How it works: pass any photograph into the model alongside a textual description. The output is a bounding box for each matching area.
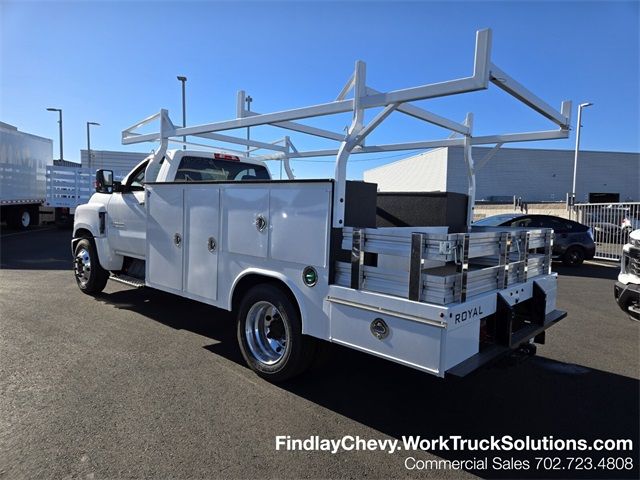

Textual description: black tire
[562,246,585,266]
[54,208,74,229]
[73,238,109,294]
[237,283,316,382]
[7,206,33,230]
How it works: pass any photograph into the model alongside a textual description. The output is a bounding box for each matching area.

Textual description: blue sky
[1,0,638,179]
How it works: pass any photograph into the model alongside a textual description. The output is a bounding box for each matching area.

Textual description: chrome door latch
[207,237,217,252]
[255,215,267,232]
[370,318,390,340]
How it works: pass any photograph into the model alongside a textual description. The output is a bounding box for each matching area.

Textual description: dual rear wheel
[236,284,317,382]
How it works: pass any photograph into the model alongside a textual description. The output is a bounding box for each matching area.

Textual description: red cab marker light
[214,153,240,161]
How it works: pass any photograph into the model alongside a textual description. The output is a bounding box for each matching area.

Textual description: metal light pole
[177,76,187,150]
[46,108,63,161]
[245,95,253,156]
[570,102,593,218]
[86,122,100,169]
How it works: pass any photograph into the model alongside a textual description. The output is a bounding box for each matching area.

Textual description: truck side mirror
[96,169,114,194]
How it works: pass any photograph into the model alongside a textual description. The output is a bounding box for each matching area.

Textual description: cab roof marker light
[214,153,240,161]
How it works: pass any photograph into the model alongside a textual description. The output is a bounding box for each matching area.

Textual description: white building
[81,149,149,172]
[364,146,640,203]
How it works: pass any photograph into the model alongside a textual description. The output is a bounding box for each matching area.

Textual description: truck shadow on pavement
[96,287,243,362]
[0,227,71,270]
[97,286,639,480]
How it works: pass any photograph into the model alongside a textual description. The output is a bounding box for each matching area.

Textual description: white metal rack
[122,28,571,229]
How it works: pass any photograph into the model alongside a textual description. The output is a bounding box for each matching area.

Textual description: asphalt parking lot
[1,227,638,479]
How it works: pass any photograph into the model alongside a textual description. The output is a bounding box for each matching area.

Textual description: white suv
[615,229,640,321]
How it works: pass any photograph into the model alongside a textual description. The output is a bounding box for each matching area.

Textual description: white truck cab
[71,28,575,382]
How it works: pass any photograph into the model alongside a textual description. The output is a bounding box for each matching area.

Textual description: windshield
[175,156,270,182]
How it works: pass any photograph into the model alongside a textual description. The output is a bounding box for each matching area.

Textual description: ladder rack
[121,28,571,229]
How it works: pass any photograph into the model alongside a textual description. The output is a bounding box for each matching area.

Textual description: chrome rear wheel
[237,284,317,382]
[245,301,290,365]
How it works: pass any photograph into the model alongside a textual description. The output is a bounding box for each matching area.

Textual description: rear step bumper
[447,309,567,377]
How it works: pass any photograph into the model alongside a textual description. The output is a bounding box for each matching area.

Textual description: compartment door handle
[207,236,217,252]
[255,215,267,232]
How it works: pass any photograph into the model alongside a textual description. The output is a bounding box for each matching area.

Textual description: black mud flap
[447,282,567,377]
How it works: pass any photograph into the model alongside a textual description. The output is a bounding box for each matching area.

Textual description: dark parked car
[473,214,596,266]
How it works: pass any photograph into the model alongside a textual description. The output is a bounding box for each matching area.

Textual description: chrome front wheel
[74,247,92,286]
[73,238,109,294]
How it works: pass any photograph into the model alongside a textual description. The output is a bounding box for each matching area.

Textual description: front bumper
[614,281,640,318]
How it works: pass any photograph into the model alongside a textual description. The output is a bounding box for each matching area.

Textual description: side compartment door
[184,186,220,301]
[146,185,184,293]
[222,186,270,258]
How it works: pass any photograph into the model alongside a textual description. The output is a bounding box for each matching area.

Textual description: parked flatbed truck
[72,29,573,381]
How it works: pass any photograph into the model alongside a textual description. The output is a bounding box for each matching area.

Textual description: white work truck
[72,29,573,381]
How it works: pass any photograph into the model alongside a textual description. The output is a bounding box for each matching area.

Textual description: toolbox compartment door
[146,185,184,293]
[328,301,445,376]
[222,186,270,258]
[184,186,220,301]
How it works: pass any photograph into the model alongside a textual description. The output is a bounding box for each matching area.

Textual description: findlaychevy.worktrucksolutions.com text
[275,435,633,455]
